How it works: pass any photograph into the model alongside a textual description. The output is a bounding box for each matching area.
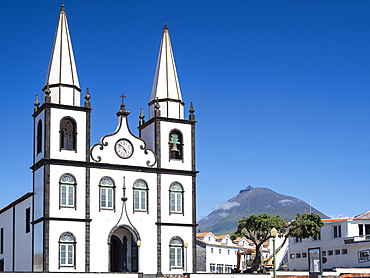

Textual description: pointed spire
[149,23,184,119]
[44,4,81,106]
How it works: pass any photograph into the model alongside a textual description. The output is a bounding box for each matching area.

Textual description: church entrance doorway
[109,227,138,272]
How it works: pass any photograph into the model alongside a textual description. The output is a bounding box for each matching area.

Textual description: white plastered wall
[33,167,44,221]
[14,197,32,271]
[140,122,155,152]
[48,221,86,272]
[49,165,86,218]
[161,174,193,224]
[89,168,157,273]
[160,121,192,171]
[49,108,86,161]
[161,225,193,274]
[0,208,13,271]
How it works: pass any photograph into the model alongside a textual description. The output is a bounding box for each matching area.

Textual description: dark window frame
[169,129,184,162]
[59,174,77,210]
[59,117,77,152]
[58,232,76,269]
[169,182,184,215]
[36,120,42,154]
[133,179,149,214]
[99,177,116,212]
[26,208,31,233]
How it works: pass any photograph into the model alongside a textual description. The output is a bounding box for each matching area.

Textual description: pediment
[90,116,156,167]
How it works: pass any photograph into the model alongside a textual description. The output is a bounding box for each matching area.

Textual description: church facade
[0,4,197,275]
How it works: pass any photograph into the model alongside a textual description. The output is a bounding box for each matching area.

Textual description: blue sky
[0,0,369,221]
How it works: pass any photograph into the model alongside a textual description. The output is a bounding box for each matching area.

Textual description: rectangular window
[26,208,30,233]
[61,184,74,207]
[322,251,326,256]
[296,253,301,258]
[333,225,341,238]
[101,187,113,209]
[60,244,74,266]
[290,254,295,259]
[170,246,182,268]
[134,189,147,211]
[342,249,348,255]
[359,224,364,236]
[328,250,333,256]
[225,265,232,273]
[211,248,213,254]
[302,252,307,258]
[0,228,3,254]
[228,249,230,255]
[219,249,221,254]
[217,264,224,273]
[210,263,216,273]
[295,237,302,243]
[335,249,340,255]
[313,231,321,240]
[366,224,370,235]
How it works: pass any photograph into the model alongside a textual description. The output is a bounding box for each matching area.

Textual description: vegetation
[231,212,324,273]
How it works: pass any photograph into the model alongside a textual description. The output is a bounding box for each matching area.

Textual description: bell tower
[138,23,197,275]
[31,3,91,272]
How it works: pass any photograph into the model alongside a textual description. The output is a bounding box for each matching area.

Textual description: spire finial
[34,94,40,113]
[61,2,65,12]
[84,87,91,108]
[116,93,130,117]
[139,108,145,126]
[189,101,195,121]
[154,97,161,117]
[45,82,51,103]
[164,21,168,31]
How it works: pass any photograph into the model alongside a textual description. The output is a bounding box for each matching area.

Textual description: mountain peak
[239,185,253,194]
[198,186,329,235]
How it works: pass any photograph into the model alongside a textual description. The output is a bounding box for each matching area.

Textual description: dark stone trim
[155,222,197,227]
[12,207,15,271]
[191,122,197,272]
[30,158,198,176]
[32,217,92,225]
[86,107,91,270]
[44,164,50,271]
[32,102,91,118]
[85,166,90,271]
[139,116,196,131]
[45,106,51,159]
[42,83,82,93]
[155,118,162,276]
[148,98,185,106]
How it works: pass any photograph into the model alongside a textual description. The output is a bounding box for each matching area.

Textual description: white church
[0,4,197,275]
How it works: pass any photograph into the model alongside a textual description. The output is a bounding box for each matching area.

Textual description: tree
[231,212,324,273]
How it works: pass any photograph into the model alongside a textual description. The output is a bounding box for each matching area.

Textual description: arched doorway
[109,227,139,272]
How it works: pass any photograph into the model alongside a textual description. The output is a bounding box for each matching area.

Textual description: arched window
[169,182,184,214]
[169,130,183,161]
[60,174,76,209]
[99,177,115,211]
[169,237,183,269]
[59,232,76,268]
[60,117,77,151]
[133,180,148,212]
[36,120,42,154]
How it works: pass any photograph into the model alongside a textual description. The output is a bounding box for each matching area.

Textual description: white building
[0,4,197,276]
[288,211,370,270]
[196,232,270,273]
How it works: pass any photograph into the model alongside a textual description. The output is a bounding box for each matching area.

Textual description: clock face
[115,139,133,159]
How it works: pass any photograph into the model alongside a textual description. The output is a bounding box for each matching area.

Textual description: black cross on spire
[119,93,127,105]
